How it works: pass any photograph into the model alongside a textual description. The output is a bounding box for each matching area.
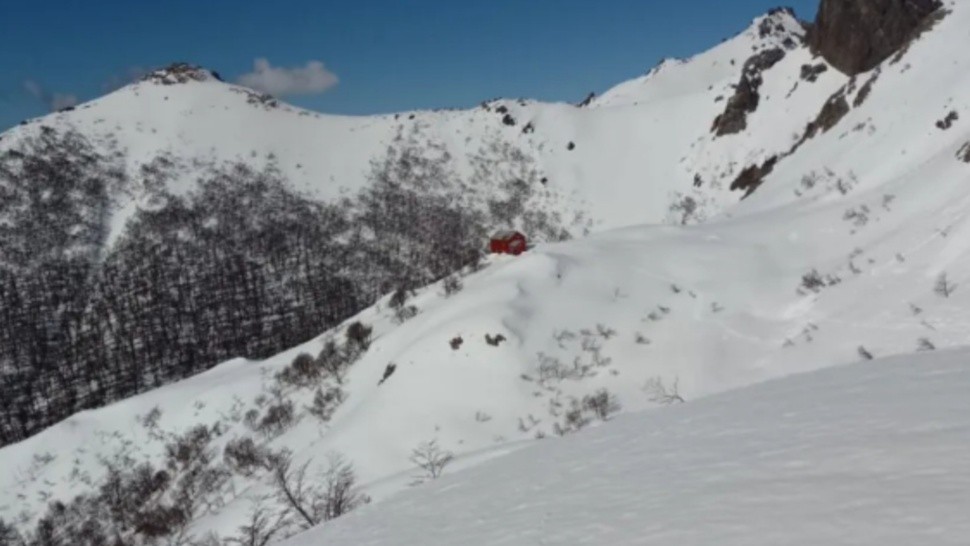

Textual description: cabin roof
[492,230,524,240]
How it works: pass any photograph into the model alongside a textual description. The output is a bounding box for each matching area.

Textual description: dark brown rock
[730,155,778,197]
[804,89,851,140]
[712,48,786,136]
[853,72,880,107]
[809,0,942,75]
[958,143,970,163]
[936,111,959,130]
[800,63,829,82]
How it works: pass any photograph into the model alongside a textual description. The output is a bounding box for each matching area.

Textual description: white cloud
[23,80,44,100]
[23,79,78,111]
[236,58,339,96]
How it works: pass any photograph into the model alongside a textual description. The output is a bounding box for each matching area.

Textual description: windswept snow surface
[285,348,970,546]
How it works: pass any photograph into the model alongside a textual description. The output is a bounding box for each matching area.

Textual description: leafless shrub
[643,377,685,405]
[442,275,463,297]
[276,353,323,389]
[409,440,454,482]
[553,399,592,436]
[800,269,826,293]
[345,321,373,353]
[307,386,345,423]
[390,288,419,324]
[485,333,506,346]
[582,389,621,421]
[268,450,369,530]
[315,341,350,385]
[255,400,295,438]
[917,338,936,352]
[226,497,289,546]
[934,272,956,298]
[857,346,874,361]
[223,437,272,477]
[595,323,617,339]
[450,336,464,350]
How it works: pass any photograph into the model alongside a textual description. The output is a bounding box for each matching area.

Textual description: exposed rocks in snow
[804,88,851,140]
[799,63,828,82]
[711,48,785,136]
[141,62,218,85]
[576,92,596,108]
[958,142,970,163]
[230,87,280,109]
[935,110,959,130]
[730,155,777,196]
[809,0,943,75]
[853,71,880,107]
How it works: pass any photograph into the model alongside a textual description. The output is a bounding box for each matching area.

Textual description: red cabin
[490,230,527,256]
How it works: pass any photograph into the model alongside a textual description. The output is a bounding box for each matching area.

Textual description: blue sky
[0,0,817,131]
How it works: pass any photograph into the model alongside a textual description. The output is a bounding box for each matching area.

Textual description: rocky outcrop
[809,0,942,75]
[730,155,778,197]
[142,62,221,85]
[936,111,958,130]
[958,143,970,163]
[712,48,786,136]
[804,89,851,140]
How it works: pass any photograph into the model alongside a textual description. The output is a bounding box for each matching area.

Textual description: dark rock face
[809,0,942,75]
[730,155,778,196]
[805,90,851,140]
[936,111,958,130]
[800,63,829,82]
[712,48,786,136]
[958,142,970,163]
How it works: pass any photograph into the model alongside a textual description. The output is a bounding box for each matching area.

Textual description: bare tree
[316,453,371,522]
[268,450,368,531]
[226,497,289,546]
[934,272,956,298]
[643,376,685,405]
[268,451,319,529]
[409,440,454,482]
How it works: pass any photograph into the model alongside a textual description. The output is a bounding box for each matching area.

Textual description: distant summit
[140,62,223,85]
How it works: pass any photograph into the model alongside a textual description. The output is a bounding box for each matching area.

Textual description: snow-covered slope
[3,1,970,542]
[286,348,970,546]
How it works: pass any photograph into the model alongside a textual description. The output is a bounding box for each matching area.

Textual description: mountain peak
[139,62,224,86]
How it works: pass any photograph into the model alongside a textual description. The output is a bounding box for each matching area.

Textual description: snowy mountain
[2,0,969,543]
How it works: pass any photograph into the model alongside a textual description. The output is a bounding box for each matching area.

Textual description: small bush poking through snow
[442,275,463,297]
[345,321,373,352]
[934,272,956,298]
[409,440,454,483]
[223,436,272,477]
[307,386,345,423]
[255,400,296,438]
[643,377,685,405]
[582,389,622,421]
[276,353,323,388]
